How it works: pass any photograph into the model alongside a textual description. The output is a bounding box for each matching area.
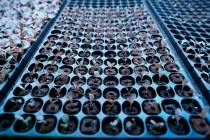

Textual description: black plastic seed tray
[0,0,67,102]
[146,0,210,96]
[0,1,210,139]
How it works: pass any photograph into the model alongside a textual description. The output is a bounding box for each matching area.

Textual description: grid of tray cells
[67,0,142,7]
[0,3,210,139]
[147,0,210,88]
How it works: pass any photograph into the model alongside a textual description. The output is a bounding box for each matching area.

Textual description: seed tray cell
[0,1,210,139]
[146,0,210,94]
